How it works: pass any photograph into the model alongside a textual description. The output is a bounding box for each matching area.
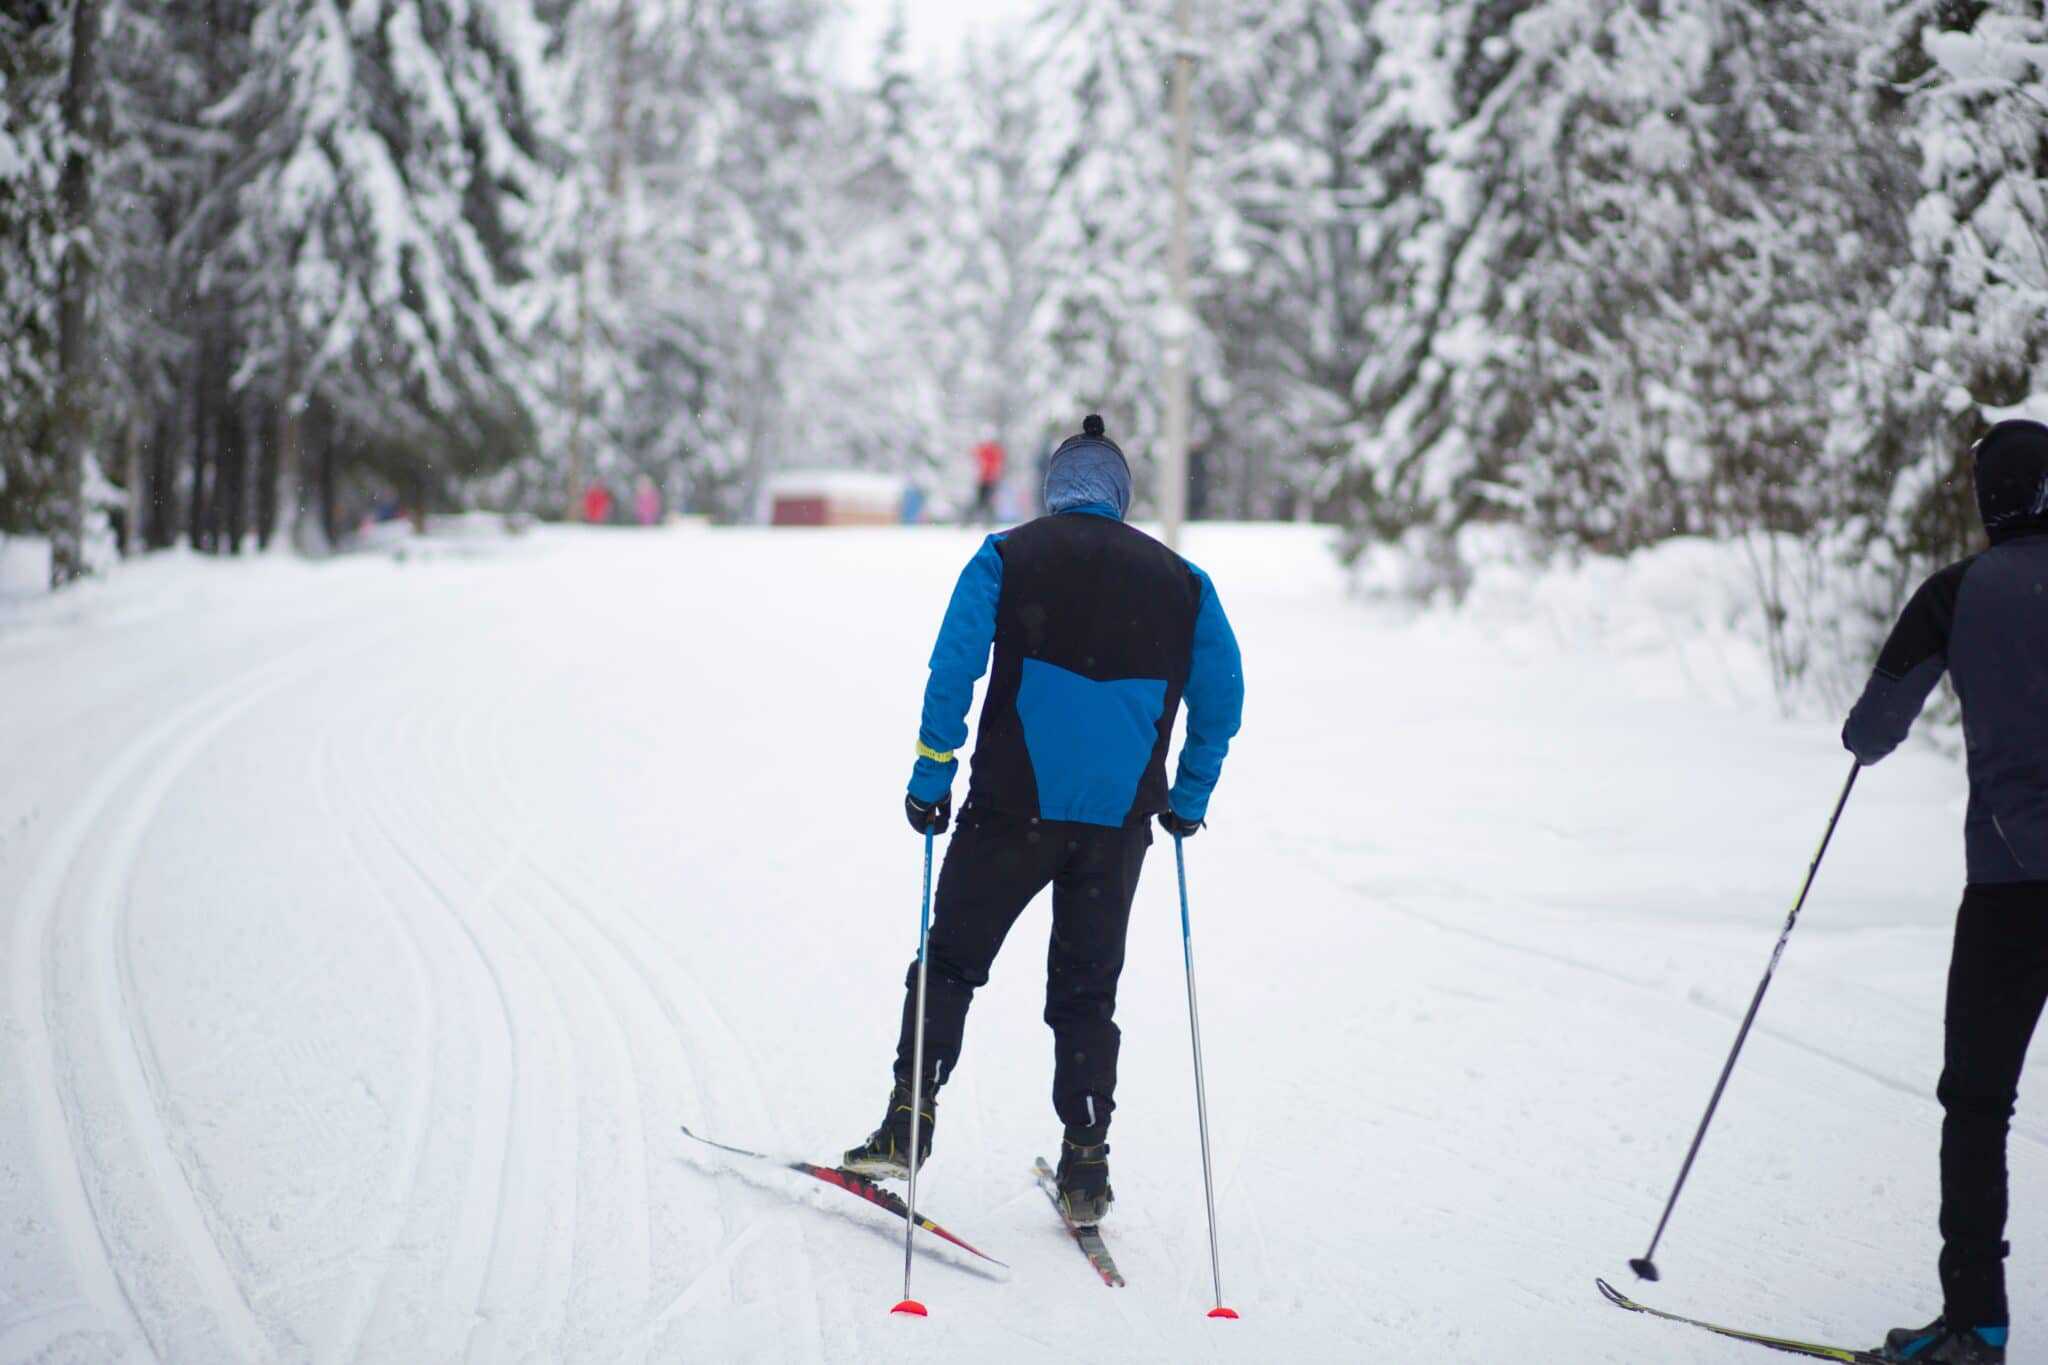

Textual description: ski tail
[1595,1278,1888,1363]
[679,1125,1006,1268]
[1035,1157,1126,1287]
[678,1123,774,1163]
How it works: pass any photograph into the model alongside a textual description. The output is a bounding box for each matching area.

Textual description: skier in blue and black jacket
[1843,419,2048,1365]
[843,415,1245,1224]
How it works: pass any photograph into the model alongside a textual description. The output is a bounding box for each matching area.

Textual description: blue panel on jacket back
[1015,657,1168,826]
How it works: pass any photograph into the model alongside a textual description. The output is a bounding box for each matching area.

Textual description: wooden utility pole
[1161,0,1195,552]
[568,226,588,520]
[568,4,633,524]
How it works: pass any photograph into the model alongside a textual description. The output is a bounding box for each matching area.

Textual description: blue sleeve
[1168,566,1244,822]
[1842,560,1966,765]
[908,536,1004,802]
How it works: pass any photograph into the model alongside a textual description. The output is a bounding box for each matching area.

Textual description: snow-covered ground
[1,523,2037,1364]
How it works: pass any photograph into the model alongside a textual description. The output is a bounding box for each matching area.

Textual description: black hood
[1974,419,2048,544]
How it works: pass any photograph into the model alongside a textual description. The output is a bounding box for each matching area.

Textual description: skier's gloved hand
[1157,810,1203,839]
[905,792,952,835]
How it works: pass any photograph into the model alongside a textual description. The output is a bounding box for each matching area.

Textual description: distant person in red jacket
[581,481,613,525]
[970,439,1006,526]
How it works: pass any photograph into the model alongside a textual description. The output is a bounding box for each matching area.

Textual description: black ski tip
[1595,1278,1633,1309]
[1629,1257,1661,1282]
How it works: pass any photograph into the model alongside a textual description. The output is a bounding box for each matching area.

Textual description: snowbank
[1347,526,1910,716]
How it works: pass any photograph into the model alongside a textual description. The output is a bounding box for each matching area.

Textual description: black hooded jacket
[1843,419,2048,884]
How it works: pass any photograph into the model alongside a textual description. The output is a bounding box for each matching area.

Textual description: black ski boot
[841,1079,933,1180]
[1054,1133,1113,1224]
[1878,1318,2007,1362]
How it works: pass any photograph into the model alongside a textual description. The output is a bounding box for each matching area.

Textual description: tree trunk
[221,389,247,555]
[318,422,337,549]
[189,336,215,551]
[145,411,176,549]
[49,0,102,587]
[121,421,142,556]
[272,384,302,551]
[255,398,280,550]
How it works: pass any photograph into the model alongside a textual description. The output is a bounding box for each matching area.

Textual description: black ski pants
[893,802,1152,1136]
[1938,881,2048,1329]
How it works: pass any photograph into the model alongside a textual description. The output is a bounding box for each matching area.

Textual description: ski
[1035,1156,1125,1287]
[1596,1278,1889,1363]
[679,1124,1006,1267]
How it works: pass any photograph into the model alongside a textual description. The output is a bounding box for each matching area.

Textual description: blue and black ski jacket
[1844,420,2048,884]
[906,507,1244,829]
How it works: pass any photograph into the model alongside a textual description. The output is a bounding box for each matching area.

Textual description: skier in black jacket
[1842,419,2048,1365]
[842,415,1244,1223]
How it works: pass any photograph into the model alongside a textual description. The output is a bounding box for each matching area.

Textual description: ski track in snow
[0,525,2040,1364]
[310,723,439,1365]
[8,634,370,1362]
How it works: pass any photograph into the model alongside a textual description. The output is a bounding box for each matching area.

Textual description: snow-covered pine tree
[1024,0,1182,512]
[1857,0,2048,571]
[0,0,109,583]
[224,0,563,542]
[908,26,1071,506]
[0,2,68,545]
[1199,0,1414,520]
[90,0,208,552]
[538,0,830,521]
[772,11,949,490]
[1328,0,1542,556]
[1499,1,1906,553]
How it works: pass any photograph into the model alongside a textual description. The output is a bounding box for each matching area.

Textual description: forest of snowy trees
[1,0,2044,648]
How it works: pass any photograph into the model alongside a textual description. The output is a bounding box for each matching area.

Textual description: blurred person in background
[969,437,1005,526]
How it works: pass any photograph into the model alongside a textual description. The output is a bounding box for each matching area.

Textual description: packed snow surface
[0,524,2038,1363]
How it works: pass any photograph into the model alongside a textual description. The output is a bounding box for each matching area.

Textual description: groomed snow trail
[0,526,2038,1363]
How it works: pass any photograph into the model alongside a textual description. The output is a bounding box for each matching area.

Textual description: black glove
[905,792,952,835]
[1157,810,1203,839]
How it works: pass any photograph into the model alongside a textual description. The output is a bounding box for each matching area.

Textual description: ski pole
[1630,759,1861,1282]
[892,827,937,1317]
[1175,834,1240,1320]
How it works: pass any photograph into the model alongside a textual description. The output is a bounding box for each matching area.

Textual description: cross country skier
[842,414,1245,1224]
[1842,418,2048,1364]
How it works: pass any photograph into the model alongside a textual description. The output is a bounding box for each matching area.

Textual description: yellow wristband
[915,740,955,764]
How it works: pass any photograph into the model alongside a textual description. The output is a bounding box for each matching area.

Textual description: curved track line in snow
[0,1300,148,1365]
[83,662,305,1362]
[474,675,827,1360]
[456,820,657,1356]
[518,857,833,1361]
[626,1211,788,1353]
[354,703,548,1365]
[469,682,768,1352]
[9,638,346,1361]
[11,727,173,1356]
[309,723,442,1365]
[411,687,598,1358]
[409,691,583,1360]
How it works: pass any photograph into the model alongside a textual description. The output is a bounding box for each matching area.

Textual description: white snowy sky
[829,0,1046,79]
